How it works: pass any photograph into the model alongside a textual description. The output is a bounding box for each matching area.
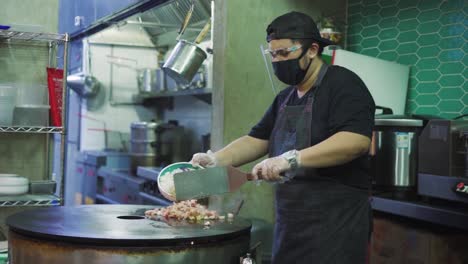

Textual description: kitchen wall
[212,0,346,258]
[347,0,467,118]
[79,43,157,150]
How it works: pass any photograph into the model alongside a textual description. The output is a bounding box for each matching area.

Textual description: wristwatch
[281,150,300,170]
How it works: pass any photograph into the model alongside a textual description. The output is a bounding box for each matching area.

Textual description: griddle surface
[7,205,251,246]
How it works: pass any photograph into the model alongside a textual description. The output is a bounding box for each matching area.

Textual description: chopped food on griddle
[145,200,219,221]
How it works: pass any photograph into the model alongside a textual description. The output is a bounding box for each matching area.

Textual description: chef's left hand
[251,156,289,182]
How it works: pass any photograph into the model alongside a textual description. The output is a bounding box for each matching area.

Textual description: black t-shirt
[249,65,375,189]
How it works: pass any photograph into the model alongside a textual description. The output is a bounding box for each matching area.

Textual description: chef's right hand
[190,150,218,167]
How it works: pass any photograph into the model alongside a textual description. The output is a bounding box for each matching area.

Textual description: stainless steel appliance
[130,120,188,173]
[370,115,425,189]
[7,205,251,264]
[418,119,468,203]
[97,167,145,204]
[129,121,161,173]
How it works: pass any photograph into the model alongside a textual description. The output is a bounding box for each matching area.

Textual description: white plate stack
[0,174,29,195]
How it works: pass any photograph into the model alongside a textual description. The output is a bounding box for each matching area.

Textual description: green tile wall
[347,0,467,118]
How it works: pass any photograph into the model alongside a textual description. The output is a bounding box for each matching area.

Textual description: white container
[0,84,17,126]
[0,175,29,195]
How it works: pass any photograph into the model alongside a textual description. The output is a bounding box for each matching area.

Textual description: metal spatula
[173,166,256,201]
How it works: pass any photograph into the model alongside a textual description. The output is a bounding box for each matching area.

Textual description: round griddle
[7,205,251,246]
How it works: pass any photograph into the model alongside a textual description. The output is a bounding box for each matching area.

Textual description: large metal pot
[162,40,207,85]
[130,121,161,172]
[137,68,166,94]
[371,115,424,189]
[7,205,251,264]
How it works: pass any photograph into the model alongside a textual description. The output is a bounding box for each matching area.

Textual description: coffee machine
[417,119,468,203]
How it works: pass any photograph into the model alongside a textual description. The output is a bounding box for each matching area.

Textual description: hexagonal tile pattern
[417,34,441,46]
[463,94,468,105]
[362,15,382,26]
[398,43,419,54]
[362,37,380,48]
[397,0,420,9]
[439,36,464,50]
[417,9,441,23]
[438,62,464,74]
[380,17,399,29]
[439,75,464,87]
[417,21,442,34]
[399,8,420,20]
[440,0,466,12]
[416,58,439,70]
[438,88,464,99]
[398,54,419,65]
[415,82,440,94]
[439,24,465,37]
[362,5,381,18]
[416,70,441,82]
[378,39,399,51]
[379,51,398,61]
[439,50,464,62]
[398,19,419,32]
[440,12,464,25]
[361,25,380,37]
[418,45,441,58]
[347,0,467,118]
[438,100,464,112]
[463,68,468,80]
[416,94,440,106]
[398,31,419,43]
[378,28,399,40]
[361,48,380,57]
[379,6,399,17]
[379,0,397,7]
[417,0,441,11]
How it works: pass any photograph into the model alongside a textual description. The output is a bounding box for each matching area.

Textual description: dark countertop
[371,192,468,231]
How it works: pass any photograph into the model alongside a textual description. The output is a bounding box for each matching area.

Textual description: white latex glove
[190,150,218,167]
[251,156,290,182]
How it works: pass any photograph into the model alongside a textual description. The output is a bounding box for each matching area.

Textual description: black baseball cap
[266,11,334,46]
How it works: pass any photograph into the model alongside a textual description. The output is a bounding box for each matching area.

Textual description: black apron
[269,64,370,264]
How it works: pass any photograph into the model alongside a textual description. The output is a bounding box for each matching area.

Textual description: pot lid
[375,115,424,127]
[6,205,251,246]
[131,121,160,129]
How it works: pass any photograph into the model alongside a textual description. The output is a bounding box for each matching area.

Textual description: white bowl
[0,175,29,195]
[157,162,202,201]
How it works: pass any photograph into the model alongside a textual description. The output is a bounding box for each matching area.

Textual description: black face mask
[272,48,312,85]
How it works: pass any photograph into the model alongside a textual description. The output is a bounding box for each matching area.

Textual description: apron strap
[304,63,329,112]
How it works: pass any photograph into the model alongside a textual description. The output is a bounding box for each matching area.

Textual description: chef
[192,11,375,264]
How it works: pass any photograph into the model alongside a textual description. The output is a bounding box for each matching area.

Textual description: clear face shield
[260,43,283,96]
[260,43,304,95]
